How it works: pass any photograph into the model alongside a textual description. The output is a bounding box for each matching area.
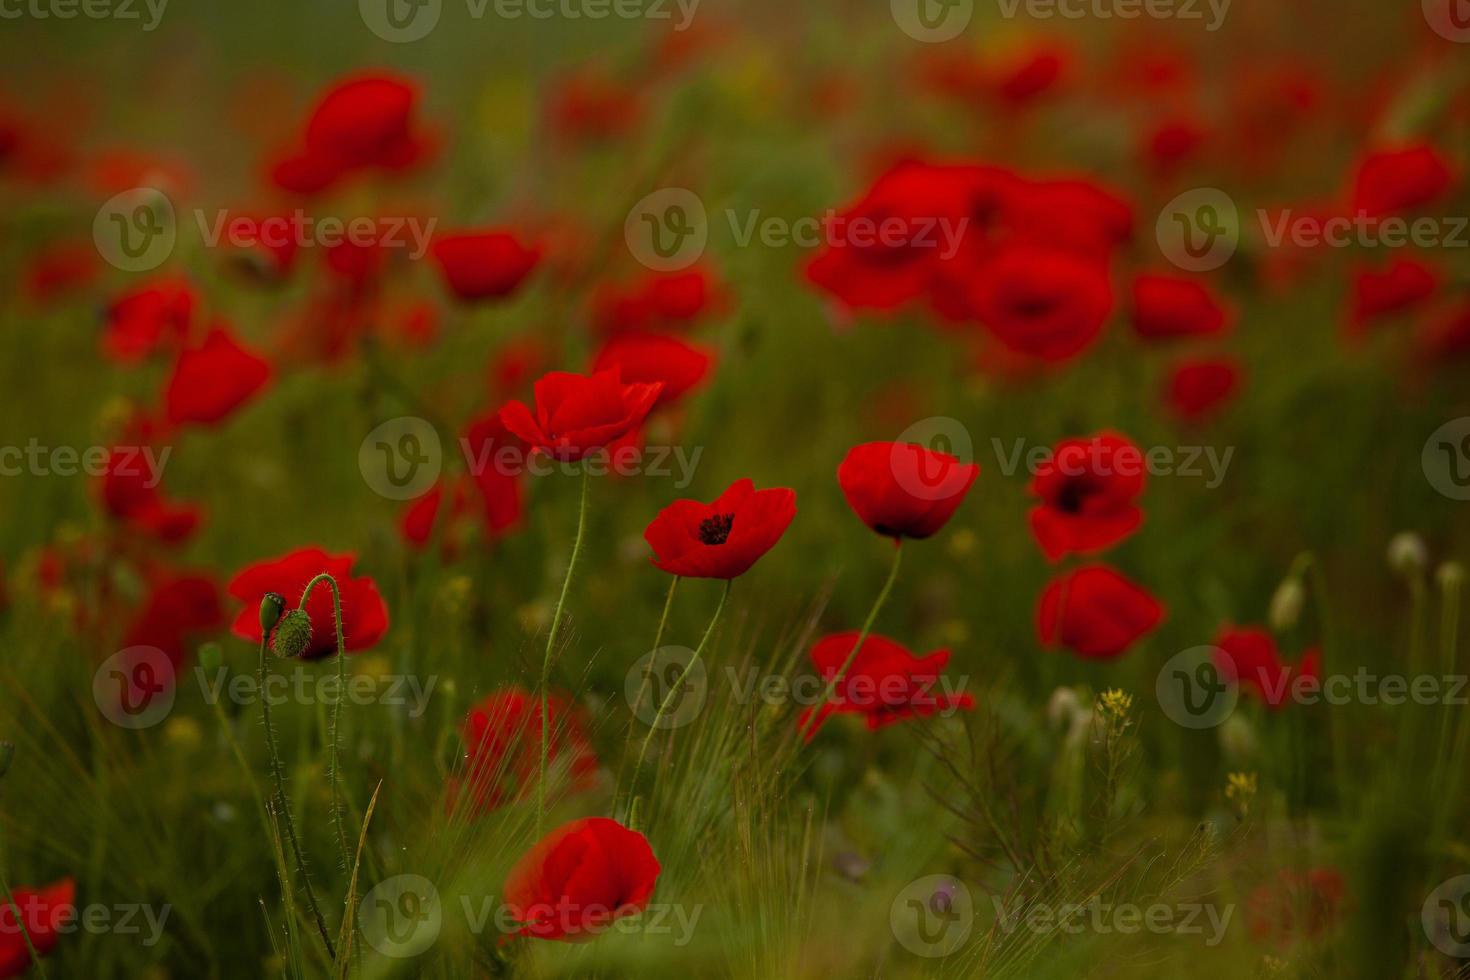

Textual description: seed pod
[270,610,314,659]
[259,592,287,635]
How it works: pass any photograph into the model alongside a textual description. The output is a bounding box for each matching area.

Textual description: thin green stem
[617,576,680,813]
[799,542,904,742]
[260,636,336,960]
[300,573,351,879]
[537,465,591,833]
[634,580,732,785]
[1433,570,1464,835]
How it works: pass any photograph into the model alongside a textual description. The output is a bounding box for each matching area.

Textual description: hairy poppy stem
[633,579,731,793]
[799,541,904,742]
[259,635,336,960]
[537,465,591,833]
[298,573,352,881]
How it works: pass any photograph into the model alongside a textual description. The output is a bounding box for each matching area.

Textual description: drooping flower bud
[1387,532,1428,579]
[259,592,287,635]
[1268,576,1305,632]
[270,610,313,659]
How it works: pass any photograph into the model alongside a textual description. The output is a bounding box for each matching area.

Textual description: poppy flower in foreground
[592,331,715,408]
[1037,564,1163,659]
[1213,625,1321,709]
[1349,143,1455,218]
[99,447,201,544]
[503,817,660,942]
[1130,273,1231,342]
[644,478,796,579]
[164,326,272,426]
[430,230,540,302]
[797,632,975,741]
[450,686,598,815]
[1028,432,1145,561]
[499,369,661,461]
[228,548,389,658]
[0,877,75,978]
[1164,357,1241,423]
[838,441,979,540]
[968,245,1113,362]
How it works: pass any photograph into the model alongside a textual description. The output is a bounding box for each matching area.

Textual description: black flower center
[1057,480,1089,514]
[698,513,734,545]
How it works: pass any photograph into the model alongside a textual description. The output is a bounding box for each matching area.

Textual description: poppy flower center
[1056,478,1095,514]
[698,513,735,545]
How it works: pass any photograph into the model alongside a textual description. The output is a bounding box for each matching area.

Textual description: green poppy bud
[259,592,287,635]
[197,641,223,673]
[270,610,314,659]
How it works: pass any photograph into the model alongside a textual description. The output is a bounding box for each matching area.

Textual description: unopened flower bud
[1268,577,1305,632]
[1387,532,1428,579]
[1047,686,1081,729]
[1437,561,1465,592]
[259,592,286,635]
[197,641,222,673]
[270,610,313,659]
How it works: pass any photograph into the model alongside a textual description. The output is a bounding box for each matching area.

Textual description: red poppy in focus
[1130,274,1231,342]
[838,441,979,540]
[1347,257,1438,330]
[592,331,714,408]
[430,230,540,302]
[450,686,598,815]
[1037,564,1163,659]
[1164,357,1241,423]
[503,817,660,942]
[1028,431,1145,561]
[1213,625,1320,709]
[643,478,796,579]
[164,326,272,426]
[0,877,75,978]
[227,548,389,659]
[120,572,226,669]
[99,448,201,544]
[797,632,975,741]
[1245,868,1346,946]
[969,246,1113,362]
[499,369,661,461]
[102,278,196,363]
[1349,143,1455,218]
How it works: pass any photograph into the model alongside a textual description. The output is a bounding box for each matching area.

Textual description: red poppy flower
[1164,357,1241,423]
[99,448,201,544]
[462,409,527,534]
[1130,274,1231,342]
[503,817,660,942]
[592,267,723,335]
[25,240,99,304]
[163,325,272,427]
[989,43,1068,106]
[837,441,979,540]
[968,246,1113,362]
[399,479,475,553]
[1419,297,1470,363]
[1142,118,1205,175]
[1349,143,1455,218]
[102,278,196,363]
[1347,257,1438,330]
[1028,432,1145,561]
[643,478,796,579]
[450,686,598,815]
[120,571,225,670]
[498,369,661,461]
[430,230,540,302]
[1000,178,1133,260]
[797,632,975,741]
[592,331,714,408]
[0,877,75,978]
[546,71,641,143]
[1037,564,1163,659]
[227,548,389,659]
[1245,868,1346,946]
[1213,625,1321,709]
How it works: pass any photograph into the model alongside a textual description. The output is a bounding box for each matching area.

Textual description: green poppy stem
[298,573,351,879]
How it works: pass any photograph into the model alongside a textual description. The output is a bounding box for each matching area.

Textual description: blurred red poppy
[592,331,714,407]
[0,877,75,978]
[644,478,796,579]
[1246,867,1346,945]
[503,817,660,942]
[499,369,661,461]
[1130,274,1231,342]
[430,230,540,302]
[449,686,598,815]
[163,326,272,426]
[462,409,527,534]
[797,632,975,740]
[1037,564,1163,659]
[1349,143,1455,218]
[103,278,196,363]
[120,572,226,670]
[1347,257,1438,330]
[1028,431,1145,561]
[591,267,721,335]
[838,441,979,540]
[25,240,99,305]
[969,245,1113,362]
[1141,118,1205,175]
[99,448,201,544]
[1419,297,1470,363]
[227,548,389,659]
[1164,357,1241,423]
[1213,625,1321,709]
